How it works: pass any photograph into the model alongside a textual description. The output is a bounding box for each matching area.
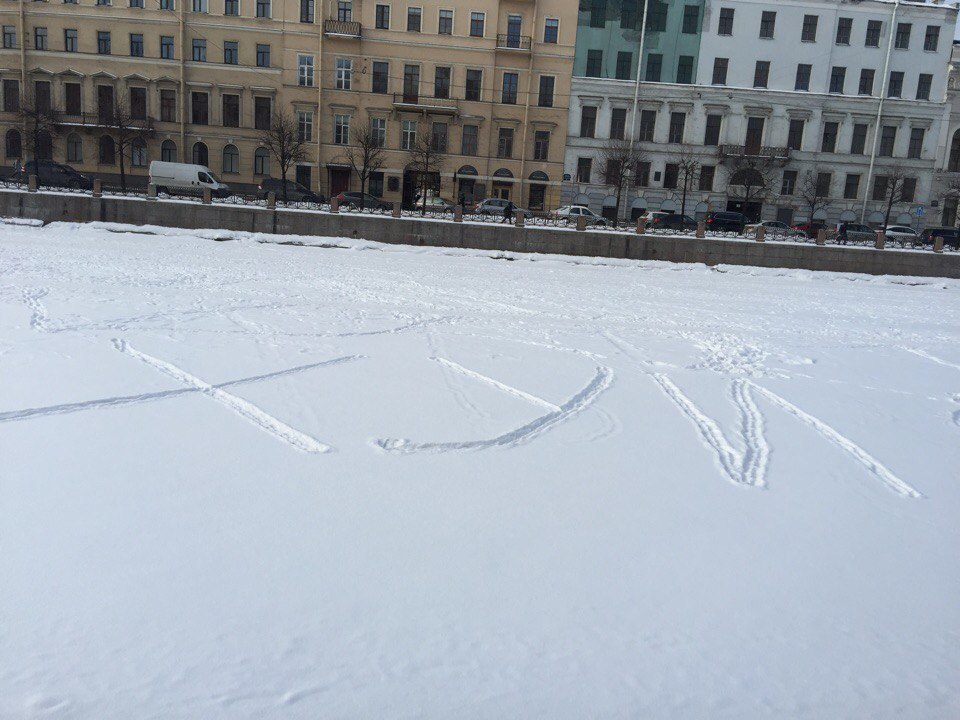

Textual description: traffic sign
[916,205,925,217]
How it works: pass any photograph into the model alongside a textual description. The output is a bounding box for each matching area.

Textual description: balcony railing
[718,144,790,161]
[324,19,362,37]
[392,93,458,115]
[59,113,155,134]
[496,34,531,50]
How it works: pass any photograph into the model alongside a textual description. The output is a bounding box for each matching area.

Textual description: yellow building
[0,0,574,209]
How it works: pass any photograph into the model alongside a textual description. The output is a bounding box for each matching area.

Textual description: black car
[257,178,320,203]
[649,214,698,232]
[336,191,392,211]
[704,211,749,233]
[919,226,960,249]
[11,160,93,190]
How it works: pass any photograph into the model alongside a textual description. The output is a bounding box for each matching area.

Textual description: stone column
[815,228,826,246]
[330,196,340,213]
[454,205,463,222]
[933,236,945,253]
[755,225,765,242]
[636,217,647,234]
[92,179,102,198]
[267,191,276,209]
[392,201,402,218]
[696,221,705,238]
[874,231,885,250]
[514,209,524,227]
[27,175,38,192]
[147,183,158,199]
[202,187,212,204]
[576,215,587,231]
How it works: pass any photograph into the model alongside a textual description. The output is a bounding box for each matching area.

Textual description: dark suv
[11,160,93,190]
[335,191,392,210]
[649,214,698,232]
[704,211,749,233]
[919,226,960,249]
[257,178,320,203]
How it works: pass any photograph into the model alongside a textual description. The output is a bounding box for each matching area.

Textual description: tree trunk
[281,158,289,203]
[360,175,367,210]
[119,142,127,193]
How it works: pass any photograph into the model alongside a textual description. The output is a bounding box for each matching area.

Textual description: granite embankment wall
[2,189,959,279]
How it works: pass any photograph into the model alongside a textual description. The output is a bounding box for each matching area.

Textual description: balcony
[324,19,362,37]
[496,34,531,51]
[718,144,790,161]
[59,113,155,135]
[392,93,458,116]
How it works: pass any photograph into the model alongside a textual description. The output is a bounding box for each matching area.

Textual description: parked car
[637,211,672,224]
[704,211,749,233]
[830,223,875,244]
[792,221,829,239]
[744,220,805,238]
[475,198,530,218]
[919,226,960,249]
[257,178,320,203]
[648,213,698,232]
[416,196,456,212]
[883,225,920,246]
[11,160,93,190]
[335,191,391,210]
[148,161,231,198]
[552,205,607,226]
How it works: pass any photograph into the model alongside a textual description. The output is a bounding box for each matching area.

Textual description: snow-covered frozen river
[1,221,959,719]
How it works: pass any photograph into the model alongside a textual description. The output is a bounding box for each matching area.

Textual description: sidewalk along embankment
[1,188,958,279]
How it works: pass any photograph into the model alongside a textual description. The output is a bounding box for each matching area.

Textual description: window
[917,74,932,101]
[682,5,700,34]
[66,134,82,162]
[192,0,207,11]
[866,20,882,48]
[843,174,860,200]
[222,144,239,174]
[902,178,916,203]
[161,36,174,59]
[759,11,775,39]
[795,64,811,91]
[718,7,734,36]
[704,114,721,146]
[461,124,477,155]
[161,140,176,162]
[372,62,389,93]
[676,56,694,84]
[256,0,271,18]
[668,112,686,144]
[224,41,238,65]
[872,175,888,201]
[580,106,597,138]
[836,17,852,45]
[888,71,904,98]
[781,170,797,196]
[34,27,47,51]
[586,49,602,78]
[634,161,650,187]
[222,94,239,127]
[616,52,632,80]
[191,92,209,125]
[610,108,626,140]
[2,26,15,49]
[130,0,144,7]
[908,127,924,159]
[337,1,351,21]
[294,110,312,142]
[712,58,728,85]
[434,66,450,98]
[924,25,940,52]
[160,89,176,122]
[544,18,558,43]
[335,58,351,89]
[299,55,315,87]
[470,11,484,37]
[497,127,513,158]
[225,0,238,15]
[34,82,51,114]
[334,113,350,144]
[801,15,818,42]
[64,29,77,52]
[438,9,452,34]
[895,23,911,50]
[787,119,804,151]
[376,4,390,28]
[368,172,384,197]
[829,67,846,94]
[534,130,550,161]
[699,165,715,192]
[753,61,769,88]
[254,147,269,175]
[131,138,147,167]
[254,96,271,130]
[859,69,875,96]
[645,54,663,82]
[538,76,554,107]
[300,0,315,23]
[192,38,206,62]
[407,7,421,32]
[431,122,447,152]
[501,73,518,104]
[879,126,896,156]
[97,85,113,124]
[646,1,667,32]
[621,2,638,29]
[2,79,19,113]
[663,164,678,190]
[403,64,420,101]
[129,87,146,119]
[638,110,656,142]
[850,124,867,154]
[256,44,270,67]
[64,83,81,115]
[576,157,592,184]
[815,172,831,198]
[401,119,416,150]
[160,0,173,8]
[97,31,111,55]
[821,121,839,153]
[98,136,115,165]
[465,69,482,101]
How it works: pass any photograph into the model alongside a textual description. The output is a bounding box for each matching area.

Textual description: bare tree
[342,120,385,210]
[18,86,61,169]
[597,138,648,227]
[797,167,831,224]
[937,173,960,227]
[259,109,309,203]
[672,146,702,218]
[103,96,151,193]
[406,129,445,215]
[723,156,777,219]
[874,165,914,228]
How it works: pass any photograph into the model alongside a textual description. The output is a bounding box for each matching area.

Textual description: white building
[563,0,958,228]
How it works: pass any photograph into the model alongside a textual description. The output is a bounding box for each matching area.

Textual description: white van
[148,161,231,198]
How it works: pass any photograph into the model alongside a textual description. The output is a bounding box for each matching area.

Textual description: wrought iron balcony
[718,144,790,161]
[324,19,362,37]
[496,34,531,51]
[392,93,458,115]
[58,113,155,135]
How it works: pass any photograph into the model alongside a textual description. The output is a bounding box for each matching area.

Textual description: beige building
[0,0,575,209]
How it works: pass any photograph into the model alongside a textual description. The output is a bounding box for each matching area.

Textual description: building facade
[564,0,958,228]
[0,0,576,209]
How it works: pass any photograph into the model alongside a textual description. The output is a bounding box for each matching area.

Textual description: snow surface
[1,221,959,719]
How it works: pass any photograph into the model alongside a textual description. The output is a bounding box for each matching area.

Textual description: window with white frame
[336,58,352,89]
[298,55,315,86]
[401,119,416,149]
[297,110,313,142]
[334,113,350,144]
[371,117,386,147]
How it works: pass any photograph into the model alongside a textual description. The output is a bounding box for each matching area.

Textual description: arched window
[98,135,115,164]
[222,144,239,174]
[131,138,147,167]
[36,131,53,161]
[5,129,21,159]
[949,129,960,172]
[161,139,177,162]
[254,147,270,175]
[66,133,82,163]
[192,141,208,166]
